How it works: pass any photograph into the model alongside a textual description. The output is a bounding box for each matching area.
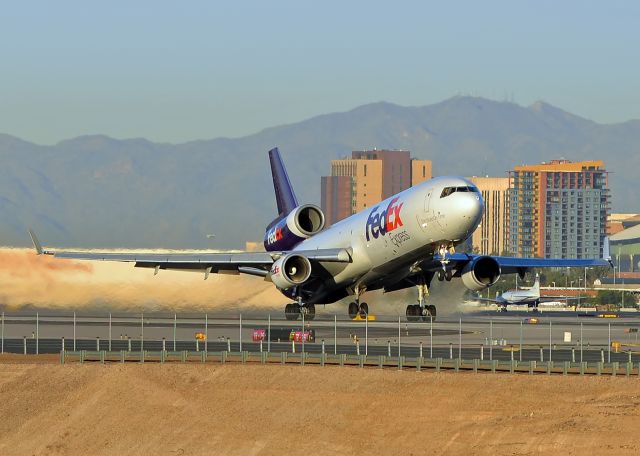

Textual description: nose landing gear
[437,269,453,281]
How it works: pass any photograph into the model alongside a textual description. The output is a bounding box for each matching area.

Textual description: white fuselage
[498,290,539,304]
[294,176,484,292]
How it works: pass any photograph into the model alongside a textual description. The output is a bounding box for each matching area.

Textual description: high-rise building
[321,149,432,225]
[468,176,510,255]
[508,159,609,259]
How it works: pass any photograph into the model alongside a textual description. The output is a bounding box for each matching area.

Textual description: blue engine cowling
[264,204,325,252]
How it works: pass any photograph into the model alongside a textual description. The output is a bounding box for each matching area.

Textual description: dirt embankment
[0,359,638,455]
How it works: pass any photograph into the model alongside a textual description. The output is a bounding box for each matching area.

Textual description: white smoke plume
[0,248,283,312]
[0,248,467,316]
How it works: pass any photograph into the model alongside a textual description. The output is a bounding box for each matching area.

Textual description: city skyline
[1,2,639,144]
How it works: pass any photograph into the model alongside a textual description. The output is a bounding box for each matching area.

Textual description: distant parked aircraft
[477,274,579,312]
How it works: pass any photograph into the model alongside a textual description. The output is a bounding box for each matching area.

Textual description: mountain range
[1,96,639,249]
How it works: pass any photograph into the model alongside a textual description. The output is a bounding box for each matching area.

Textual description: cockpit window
[440,186,478,198]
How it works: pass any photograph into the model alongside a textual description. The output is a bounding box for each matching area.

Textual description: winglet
[28,229,44,255]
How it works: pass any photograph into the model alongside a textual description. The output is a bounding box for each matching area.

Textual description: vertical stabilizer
[269,147,298,216]
[532,273,540,293]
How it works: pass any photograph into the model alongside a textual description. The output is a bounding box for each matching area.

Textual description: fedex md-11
[29,148,610,321]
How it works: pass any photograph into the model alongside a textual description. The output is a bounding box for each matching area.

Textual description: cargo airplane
[29,148,610,321]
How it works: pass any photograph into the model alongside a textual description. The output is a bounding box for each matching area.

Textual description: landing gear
[359,302,369,318]
[406,304,422,322]
[437,269,453,281]
[284,302,316,320]
[348,302,358,319]
[285,303,300,320]
[406,278,437,322]
[305,304,316,321]
[347,286,370,319]
[348,301,369,319]
[405,304,436,322]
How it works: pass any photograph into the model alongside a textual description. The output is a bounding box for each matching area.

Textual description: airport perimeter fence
[57,348,640,378]
[2,310,640,369]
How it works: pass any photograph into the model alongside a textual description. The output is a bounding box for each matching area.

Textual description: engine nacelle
[264,204,325,251]
[461,256,501,291]
[269,254,312,290]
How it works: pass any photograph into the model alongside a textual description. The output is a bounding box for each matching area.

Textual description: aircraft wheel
[405,305,414,320]
[426,305,437,319]
[306,304,316,321]
[348,301,359,319]
[285,304,300,321]
[359,302,369,317]
[438,270,445,281]
[445,270,453,281]
[406,305,419,322]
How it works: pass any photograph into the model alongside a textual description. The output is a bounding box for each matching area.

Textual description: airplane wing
[28,230,351,279]
[433,253,611,275]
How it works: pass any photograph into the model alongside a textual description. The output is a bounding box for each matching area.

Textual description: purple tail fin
[269,147,298,217]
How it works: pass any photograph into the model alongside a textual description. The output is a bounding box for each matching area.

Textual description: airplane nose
[456,192,483,235]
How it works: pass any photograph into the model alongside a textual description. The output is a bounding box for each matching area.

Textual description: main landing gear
[284,302,315,321]
[406,279,437,322]
[348,300,369,319]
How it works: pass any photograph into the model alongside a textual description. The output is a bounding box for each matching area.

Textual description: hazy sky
[2,1,639,144]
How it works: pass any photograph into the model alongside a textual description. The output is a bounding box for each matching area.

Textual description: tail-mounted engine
[461,256,501,291]
[264,204,325,251]
[269,253,312,290]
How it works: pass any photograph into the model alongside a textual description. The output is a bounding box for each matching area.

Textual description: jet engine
[461,256,501,291]
[264,204,326,251]
[269,253,312,290]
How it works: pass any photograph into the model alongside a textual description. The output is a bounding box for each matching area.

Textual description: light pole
[551,281,556,288]
[570,280,574,288]
[576,278,583,308]
[584,267,588,290]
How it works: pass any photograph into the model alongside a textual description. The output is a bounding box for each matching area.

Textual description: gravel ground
[0,355,638,455]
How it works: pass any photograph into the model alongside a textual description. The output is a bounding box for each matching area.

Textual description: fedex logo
[365,197,404,241]
[266,224,284,245]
